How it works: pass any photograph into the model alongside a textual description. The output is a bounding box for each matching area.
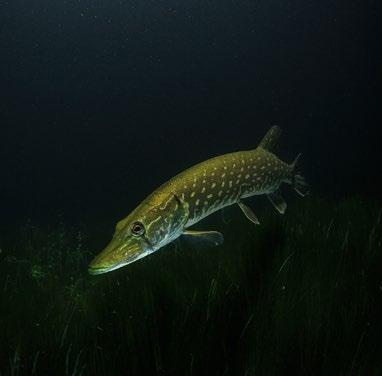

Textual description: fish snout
[88,238,143,275]
[88,240,124,275]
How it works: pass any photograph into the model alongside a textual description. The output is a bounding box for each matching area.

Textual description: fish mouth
[88,247,151,275]
[88,240,141,275]
[88,256,131,275]
[88,266,109,275]
[88,260,131,275]
[88,263,125,275]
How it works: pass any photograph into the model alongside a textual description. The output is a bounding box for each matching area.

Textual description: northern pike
[89,126,307,275]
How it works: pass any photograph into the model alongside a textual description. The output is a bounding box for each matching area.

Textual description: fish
[88,126,307,275]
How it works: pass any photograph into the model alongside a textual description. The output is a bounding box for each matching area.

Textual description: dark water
[1,1,381,375]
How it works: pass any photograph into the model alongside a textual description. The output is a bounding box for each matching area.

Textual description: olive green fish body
[164,148,292,228]
[89,126,307,275]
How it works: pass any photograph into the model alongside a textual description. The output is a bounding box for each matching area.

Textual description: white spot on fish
[202,187,206,193]
[211,182,216,188]
[191,192,196,198]
[196,199,200,206]
[207,194,213,199]
[218,191,223,197]
[245,174,250,179]
[221,173,226,178]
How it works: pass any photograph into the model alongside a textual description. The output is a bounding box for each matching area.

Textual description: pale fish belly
[185,200,232,228]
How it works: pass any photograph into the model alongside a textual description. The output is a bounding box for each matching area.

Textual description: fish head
[88,192,189,275]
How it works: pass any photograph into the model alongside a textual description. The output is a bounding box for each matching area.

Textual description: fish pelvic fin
[290,153,309,197]
[258,125,282,152]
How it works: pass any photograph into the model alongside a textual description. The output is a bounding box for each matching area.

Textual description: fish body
[89,126,307,275]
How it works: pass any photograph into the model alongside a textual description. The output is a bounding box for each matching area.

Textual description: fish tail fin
[290,154,308,197]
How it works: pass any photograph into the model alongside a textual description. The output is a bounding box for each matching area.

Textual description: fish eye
[131,221,145,236]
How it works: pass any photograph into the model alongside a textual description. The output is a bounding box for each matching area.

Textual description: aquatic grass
[0,197,381,375]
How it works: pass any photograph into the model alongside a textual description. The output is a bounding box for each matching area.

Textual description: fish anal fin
[293,174,309,197]
[182,230,224,247]
[267,190,287,214]
[238,200,260,225]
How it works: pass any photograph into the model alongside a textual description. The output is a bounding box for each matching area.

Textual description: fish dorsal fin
[258,126,282,152]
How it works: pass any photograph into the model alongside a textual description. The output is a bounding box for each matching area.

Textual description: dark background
[1,0,380,227]
[1,2,382,375]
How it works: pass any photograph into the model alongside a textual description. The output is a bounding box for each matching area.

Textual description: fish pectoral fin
[237,200,260,225]
[182,230,224,247]
[267,190,287,214]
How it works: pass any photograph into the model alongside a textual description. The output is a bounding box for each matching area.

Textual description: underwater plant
[0,197,381,375]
